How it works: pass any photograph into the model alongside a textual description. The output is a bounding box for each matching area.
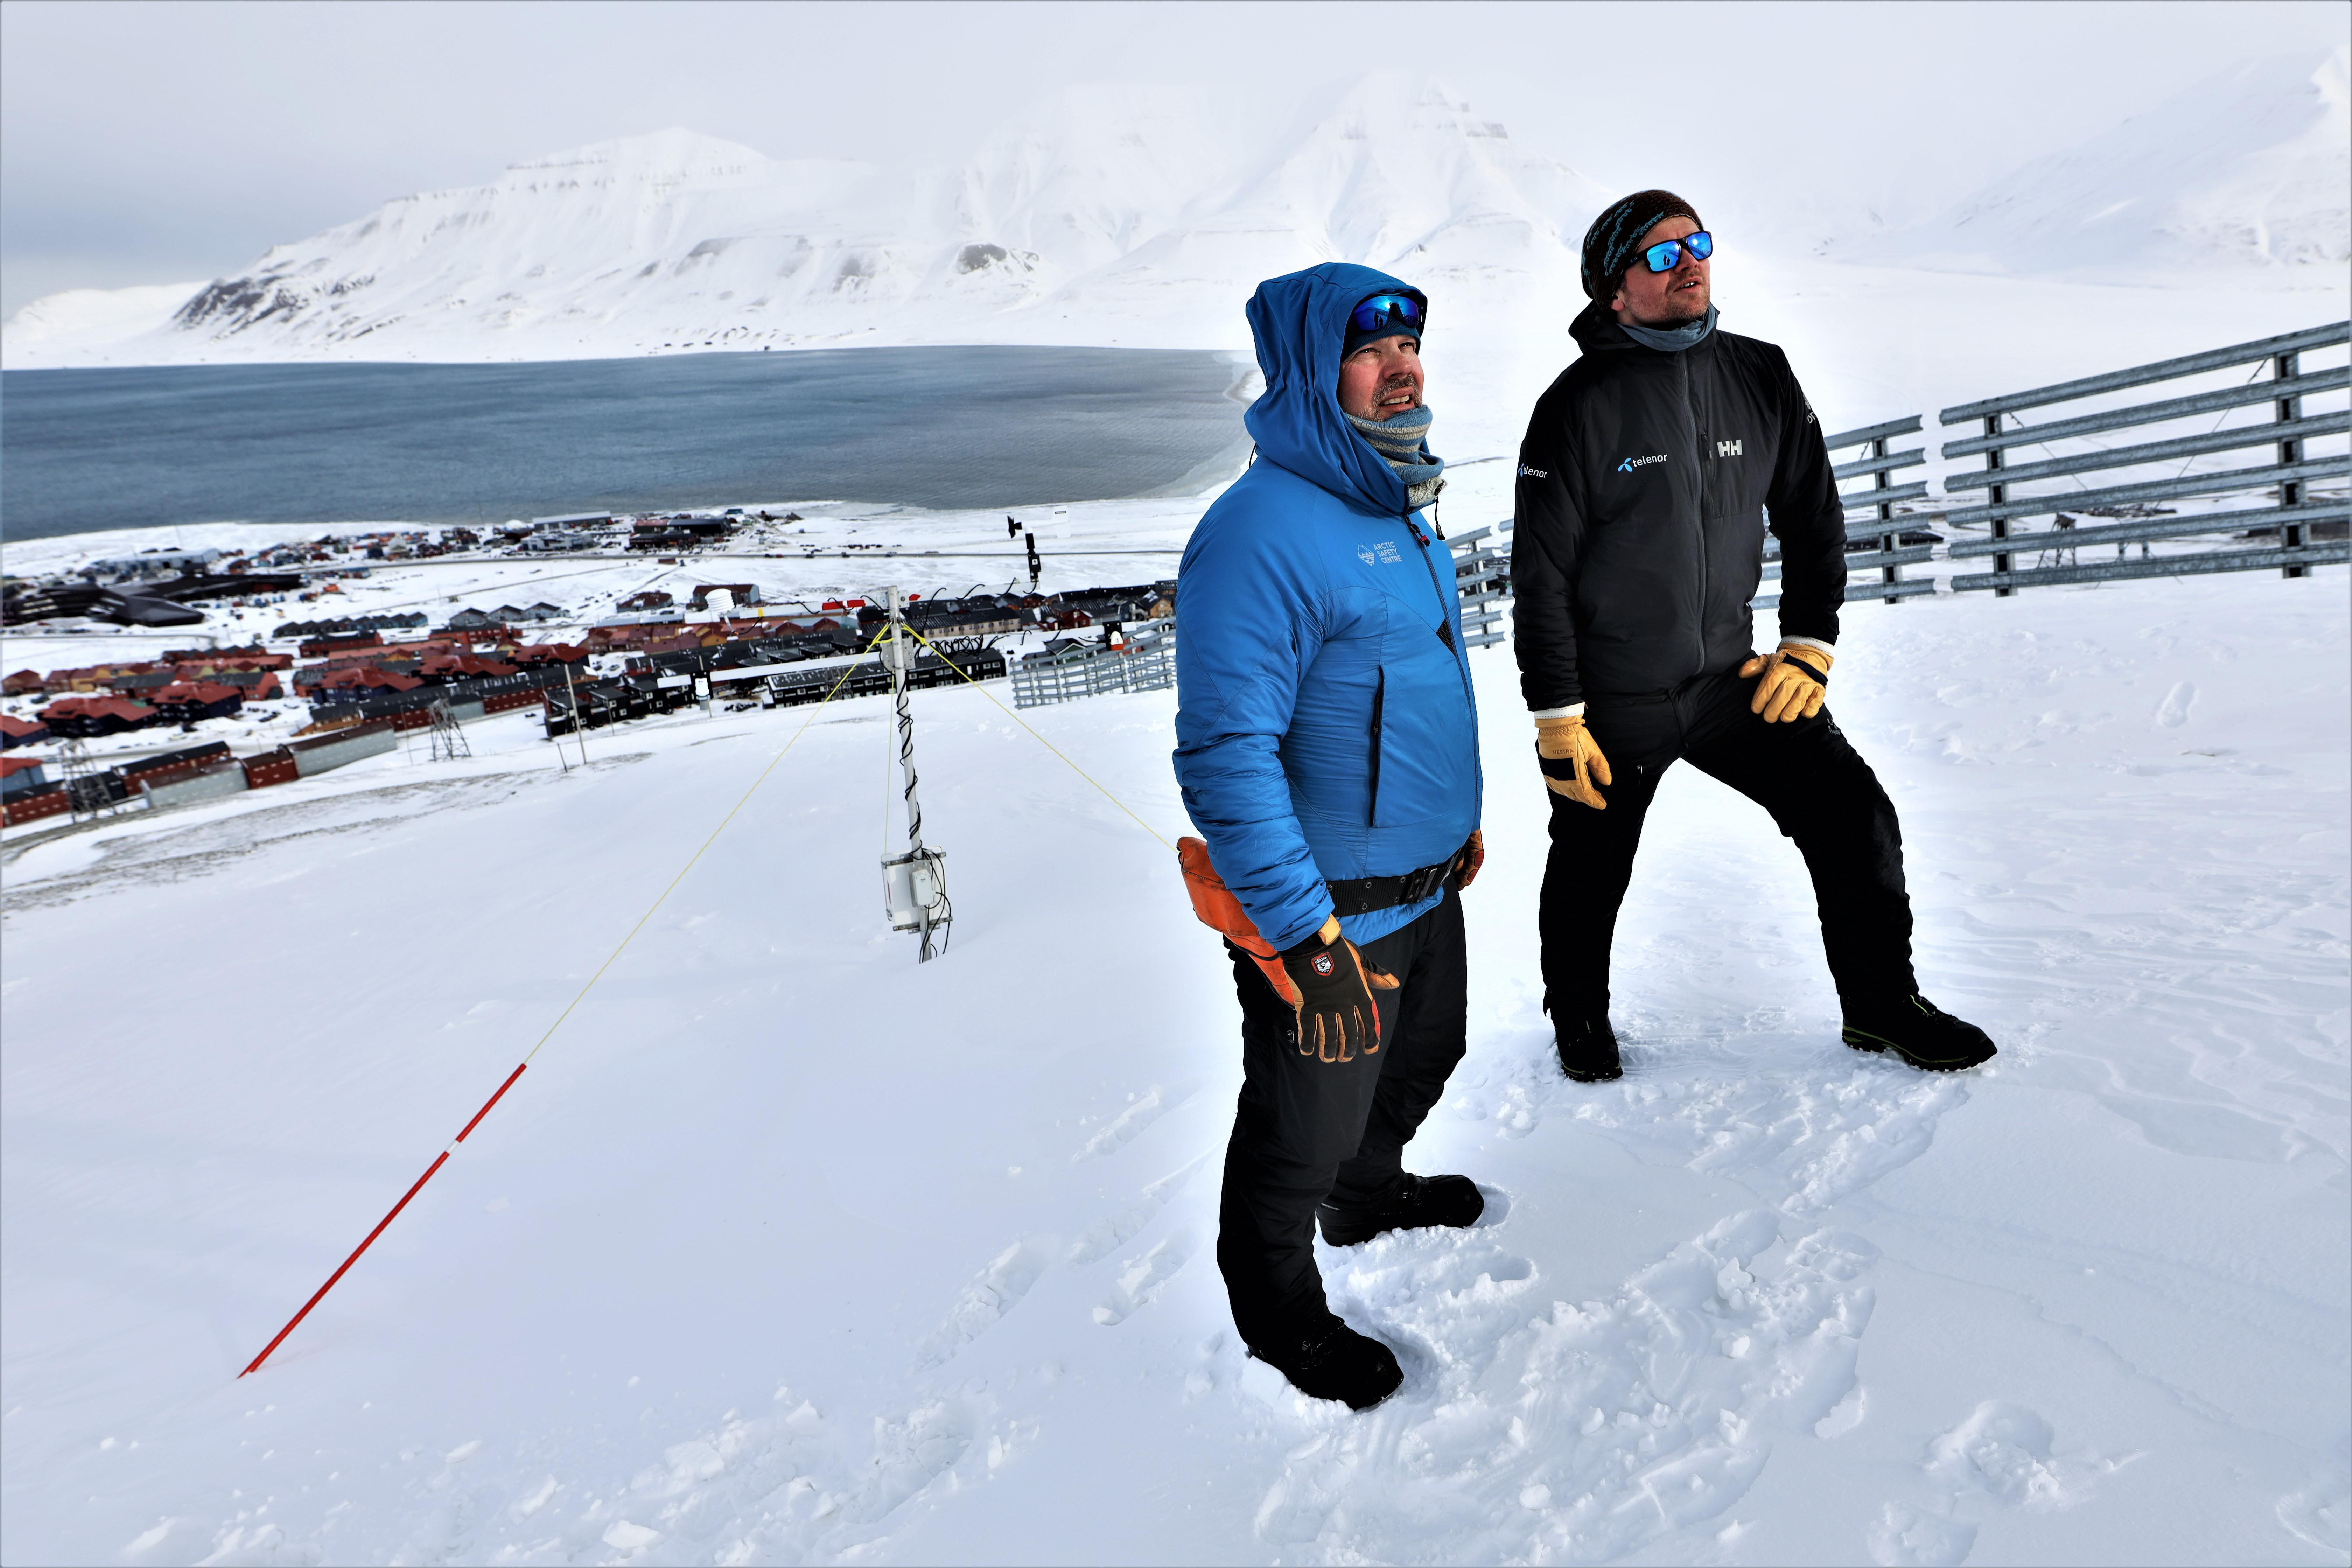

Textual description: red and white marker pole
[239,1062,528,1377]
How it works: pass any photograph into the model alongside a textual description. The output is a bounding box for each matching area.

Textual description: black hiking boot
[1253,1320,1404,1410]
[1843,995,1997,1072]
[1556,1014,1623,1082]
[1317,1172,1484,1247]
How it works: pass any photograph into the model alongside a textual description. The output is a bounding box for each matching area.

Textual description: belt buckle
[1399,861,1443,904]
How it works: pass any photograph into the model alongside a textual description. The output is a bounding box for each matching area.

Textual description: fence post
[1872,434,1903,602]
[1984,415,2011,597]
[2277,349,2304,579]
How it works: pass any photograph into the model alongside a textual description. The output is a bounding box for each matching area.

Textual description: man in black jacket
[1513,189,1995,1080]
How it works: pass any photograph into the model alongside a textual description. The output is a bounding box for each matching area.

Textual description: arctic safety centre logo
[1616,453,1669,472]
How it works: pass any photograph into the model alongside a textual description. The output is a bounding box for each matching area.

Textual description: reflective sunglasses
[1349,292,1427,334]
[1641,231,1713,272]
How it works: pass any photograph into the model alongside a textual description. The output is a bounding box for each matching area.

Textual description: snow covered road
[2,570,2345,1566]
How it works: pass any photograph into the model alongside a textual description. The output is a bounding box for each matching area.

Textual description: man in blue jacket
[1174,263,1486,1411]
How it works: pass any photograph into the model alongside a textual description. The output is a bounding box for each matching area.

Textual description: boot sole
[1843,1026,1996,1072]
[1561,1062,1623,1083]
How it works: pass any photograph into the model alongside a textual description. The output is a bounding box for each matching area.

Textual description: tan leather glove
[1535,715,1612,810]
[1739,643,1834,723]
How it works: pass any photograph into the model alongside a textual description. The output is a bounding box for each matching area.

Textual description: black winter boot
[1556,1014,1623,1082]
[1317,1172,1484,1246]
[1843,995,1997,1072]
[1253,1320,1404,1410]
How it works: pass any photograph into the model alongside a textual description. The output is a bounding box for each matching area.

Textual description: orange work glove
[1535,715,1612,810]
[1177,838,1398,1051]
[1450,829,1484,891]
[1738,643,1834,723]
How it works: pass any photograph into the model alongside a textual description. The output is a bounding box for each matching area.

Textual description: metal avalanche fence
[1011,617,1176,709]
[1012,321,2345,713]
[1009,525,1524,709]
[1760,320,2349,609]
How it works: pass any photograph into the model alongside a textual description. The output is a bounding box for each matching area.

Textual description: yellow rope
[901,624,1176,852]
[521,628,889,1063]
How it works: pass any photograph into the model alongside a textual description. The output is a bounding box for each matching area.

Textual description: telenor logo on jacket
[1616,453,1668,472]
[1518,464,1548,478]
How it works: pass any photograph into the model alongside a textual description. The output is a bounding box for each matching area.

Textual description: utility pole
[559,660,586,769]
[881,584,950,961]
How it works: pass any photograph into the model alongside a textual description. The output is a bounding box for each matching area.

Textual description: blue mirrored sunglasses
[1641,231,1713,272]
[1349,292,1426,334]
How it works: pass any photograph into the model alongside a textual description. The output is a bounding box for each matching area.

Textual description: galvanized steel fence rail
[1010,618,1176,709]
[1748,321,2348,608]
[1937,321,2348,593]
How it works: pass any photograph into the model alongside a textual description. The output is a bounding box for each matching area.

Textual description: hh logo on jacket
[1717,439,1744,457]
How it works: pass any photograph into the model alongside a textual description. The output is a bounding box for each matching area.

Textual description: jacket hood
[1243,262,1431,516]
[1569,299,1635,354]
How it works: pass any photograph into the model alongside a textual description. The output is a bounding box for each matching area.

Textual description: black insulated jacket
[1512,302,1848,711]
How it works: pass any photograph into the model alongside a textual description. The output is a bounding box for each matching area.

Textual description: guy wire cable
[239,626,892,1377]
[901,624,1176,852]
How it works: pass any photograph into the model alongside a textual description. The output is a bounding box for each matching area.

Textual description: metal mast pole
[887,586,939,961]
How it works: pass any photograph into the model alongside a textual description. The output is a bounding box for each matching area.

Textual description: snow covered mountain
[2,75,1618,367]
[1842,48,2350,278]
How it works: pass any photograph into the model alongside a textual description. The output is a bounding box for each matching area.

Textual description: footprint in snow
[1253,1211,1879,1561]
[1070,1083,1194,1162]
[1067,1153,1208,1265]
[1093,1229,1197,1325]
[2155,680,2196,728]
[914,1239,1049,1369]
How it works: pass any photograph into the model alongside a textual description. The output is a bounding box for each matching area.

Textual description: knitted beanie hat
[1580,190,1703,299]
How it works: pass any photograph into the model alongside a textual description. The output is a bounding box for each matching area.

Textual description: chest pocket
[1701,430,1775,518]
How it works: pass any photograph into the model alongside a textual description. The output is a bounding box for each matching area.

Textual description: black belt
[1326,848,1464,917]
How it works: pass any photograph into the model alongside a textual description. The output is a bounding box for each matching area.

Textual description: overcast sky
[1,0,2342,315]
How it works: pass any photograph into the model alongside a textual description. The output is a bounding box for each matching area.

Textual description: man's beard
[1630,288,1707,327]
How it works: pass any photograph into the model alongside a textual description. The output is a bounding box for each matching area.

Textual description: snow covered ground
[3,558,2344,1566]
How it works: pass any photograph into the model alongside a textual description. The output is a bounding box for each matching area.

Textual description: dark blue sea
[0,347,1252,541]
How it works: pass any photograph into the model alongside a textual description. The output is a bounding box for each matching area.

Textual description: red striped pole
[239,1063,527,1377]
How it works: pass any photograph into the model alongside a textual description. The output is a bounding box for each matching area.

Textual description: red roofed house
[0,713,51,749]
[151,681,245,723]
[314,668,423,698]
[41,696,158,737]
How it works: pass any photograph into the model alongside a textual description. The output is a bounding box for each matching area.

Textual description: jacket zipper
[1367,667,1385,824]
[1406,514,1474,699]
[1685,352,1708,672]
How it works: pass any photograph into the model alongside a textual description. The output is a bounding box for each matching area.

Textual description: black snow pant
[1540,669,1916,1021]
[1217,887,1468,1354]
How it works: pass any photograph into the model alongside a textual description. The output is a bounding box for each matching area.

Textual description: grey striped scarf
[1345,403,1446,511]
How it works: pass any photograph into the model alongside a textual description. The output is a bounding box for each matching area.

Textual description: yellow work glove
[1535,715,1612,810]
[1739,643,1834,723]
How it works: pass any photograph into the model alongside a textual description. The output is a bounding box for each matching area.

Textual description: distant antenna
[426,698,471,763]
[880,584,951,961]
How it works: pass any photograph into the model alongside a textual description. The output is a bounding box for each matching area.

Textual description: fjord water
[0,346,1250,540]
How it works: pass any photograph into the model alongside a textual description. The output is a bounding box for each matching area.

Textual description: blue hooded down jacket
[1173,262,1483,952]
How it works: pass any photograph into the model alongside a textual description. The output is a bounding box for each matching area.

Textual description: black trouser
[1541,668,1916,1020]
[1216,888,1468,1353]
